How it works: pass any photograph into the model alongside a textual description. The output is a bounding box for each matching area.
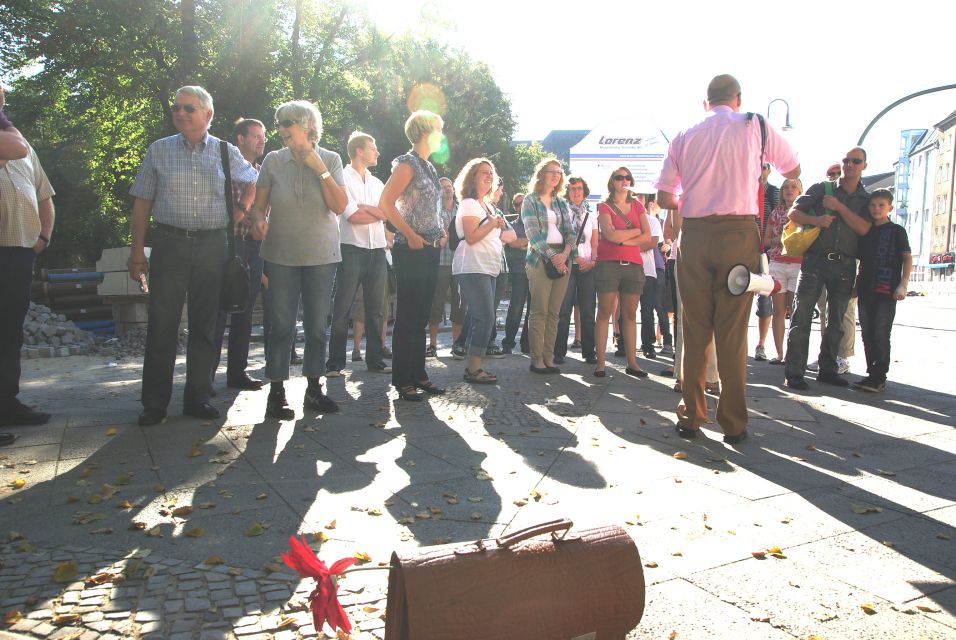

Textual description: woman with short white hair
[250,100,348,419]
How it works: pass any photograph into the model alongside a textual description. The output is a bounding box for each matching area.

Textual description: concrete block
[98,271,138,297]
[112,302,150,324]
[96,246,151,273]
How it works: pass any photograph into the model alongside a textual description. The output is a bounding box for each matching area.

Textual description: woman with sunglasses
[521,158,576,375]
[451,159,515,384]
[378,110,446,401]
[250,100,348,419]
[593,167,652,378]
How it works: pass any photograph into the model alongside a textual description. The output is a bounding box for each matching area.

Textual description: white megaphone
[728,254,781,297]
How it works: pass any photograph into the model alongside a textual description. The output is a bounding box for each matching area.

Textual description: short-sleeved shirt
[438,202,457,267]
[130,132,258,230]
[765,203,801,264]
[858,222,910,298]
[340,164,387,250]
[0,144,55,248]
[452,198,503,277]
[654,106,799,218]
[793,180,871,259]
[596,200,644,264]
[390,151,442,245]
[504,216,526,272]
[640,214,663,278]
[257,145,345,267]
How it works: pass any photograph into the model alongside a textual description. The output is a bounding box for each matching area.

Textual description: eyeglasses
[827,172,840,178]
[542,170,563,176]
[276,119,297,129]
[612,175,633,182]
[842,157,864,165]
[171,104,201,114]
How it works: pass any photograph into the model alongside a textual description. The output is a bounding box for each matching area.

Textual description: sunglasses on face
[276,119,297,129]
[612,175,633,182]
[827,172,840,178]
[842,157,864,165]
[171,104,201,114]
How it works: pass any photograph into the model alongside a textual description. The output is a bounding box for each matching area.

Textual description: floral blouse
[765,203,802,263]
[391,150,443,245]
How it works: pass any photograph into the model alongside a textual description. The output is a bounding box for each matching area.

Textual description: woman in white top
[452,158,516,383]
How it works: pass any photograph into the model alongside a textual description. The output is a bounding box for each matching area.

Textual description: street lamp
[767,98,793,131]
[857,83,956,145]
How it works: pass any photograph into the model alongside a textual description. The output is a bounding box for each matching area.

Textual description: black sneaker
[451,344,467,360]
[569,340,582,351]
[0,399,51,426]
[642,347,658,359]
[817,372,849,387]
[304,388,340,413]
[425,345,438,358]
[486,345,506,359]
[500,345,513,355]
[290,351,303,365]
[266,390,295,420]
[352,350,363,362]
[785,377,809,391]
[553,355,566,365]
[854,377,886,393]
[382,346,393,358]
[138,408,167,426]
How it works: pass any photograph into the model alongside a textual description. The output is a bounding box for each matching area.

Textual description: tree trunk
[179,0,199,84]
[290,0,303,97]
[307,6,347,102]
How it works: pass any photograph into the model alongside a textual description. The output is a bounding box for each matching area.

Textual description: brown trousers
[676,216,759,436]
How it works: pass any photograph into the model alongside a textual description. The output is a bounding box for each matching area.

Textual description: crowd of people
[0,75,914,447]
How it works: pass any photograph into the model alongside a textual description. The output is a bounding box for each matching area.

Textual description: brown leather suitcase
[384,519,645,639]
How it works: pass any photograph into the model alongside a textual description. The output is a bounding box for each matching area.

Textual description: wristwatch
[320,171,332,181]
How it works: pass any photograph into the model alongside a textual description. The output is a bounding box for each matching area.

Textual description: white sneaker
[807,360,819,372]
[754,345,767,361]
[836,357,850,375]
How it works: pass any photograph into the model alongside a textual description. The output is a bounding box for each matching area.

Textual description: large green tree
[1,0,520,267]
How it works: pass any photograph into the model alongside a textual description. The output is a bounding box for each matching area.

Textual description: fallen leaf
[185,527,204,538]
[65,496,80,504]
[751,550,767,559]
[52,613,82,626]
[277,615,297,629]
[203,555,225,566]
[672,452,688,460]
[470,512,483,521]
[781,517,793,524]
[115,473,132,486]
[245,522,265,537]
[172,506,193,518]
[4,610,23,625]
[105,427,118,436]
[85,572,124,586]
[916,604,941,613]
[90,527,113,535]
[262,562,283,573]
[198,502,216,509]
[189,442,203,458]
[153,483,166,493]
[671,551,683,557]
[877,469,896,477]
[937,533,952,541]
[88,494,103,505]
[53,560,77,583]
[431,537,452,545]
[128,521,147,531]
[72,512,104,525]
[8,531,23,541]
[116,500,133,509]
[368,508,382,516]
[513,499,528,507]
[850,503,882,515]
[673,478,683,484]
[644,561,658,568]
[10,478,26,490]
[146,525,163,538]
[668,632,678,640]
[881,540,896,548]
[255,493,268,500]
[311,531,330,542]
[17,541,36,552]
[860,603,877,615]
[325,519,337,530]
[467,496,483,503]
[750,613,771,622]
[354,551,371,563]
[475,470,493,481]
[530,490,544,502]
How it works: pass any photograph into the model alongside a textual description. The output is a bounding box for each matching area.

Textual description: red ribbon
[281,535,358,634]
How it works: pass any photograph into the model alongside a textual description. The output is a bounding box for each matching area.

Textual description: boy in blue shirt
[853,189,912,393]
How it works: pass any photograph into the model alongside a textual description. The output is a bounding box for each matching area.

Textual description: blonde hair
[404,110,444,144]
[528,157,565,197]
[347,131,375,159]
[454,158,498,202]
[275,100,323,143]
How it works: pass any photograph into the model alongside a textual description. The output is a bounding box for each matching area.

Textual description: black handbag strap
[219,140,237,258]
[573,208,590,246]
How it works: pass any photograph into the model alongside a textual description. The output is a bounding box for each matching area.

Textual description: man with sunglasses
[656,74,800,445]
[784,148,872,391]
[128,86,258,426]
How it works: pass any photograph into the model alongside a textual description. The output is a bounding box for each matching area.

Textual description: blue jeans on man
[784,253,855,381]
[502,268,529,353]
[212,235,263,385]
[640,269,672,352]
[326,244,388,371]
[142,228,227,411]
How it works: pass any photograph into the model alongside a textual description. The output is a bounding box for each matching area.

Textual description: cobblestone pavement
[1,296,955,639]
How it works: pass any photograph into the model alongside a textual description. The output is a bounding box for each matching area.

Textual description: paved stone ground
[1,295,954,639]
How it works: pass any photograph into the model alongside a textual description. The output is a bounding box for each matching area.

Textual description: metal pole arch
[857,84,956,146]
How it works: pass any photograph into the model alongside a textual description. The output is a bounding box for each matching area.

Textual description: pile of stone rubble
[21,302,96,358]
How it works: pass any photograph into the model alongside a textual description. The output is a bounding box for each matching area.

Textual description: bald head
[707,74,741,105]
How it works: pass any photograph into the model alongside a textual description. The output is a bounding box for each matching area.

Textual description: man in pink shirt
[656,74,800,444]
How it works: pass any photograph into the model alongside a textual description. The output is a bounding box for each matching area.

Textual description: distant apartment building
[903,129,939,266]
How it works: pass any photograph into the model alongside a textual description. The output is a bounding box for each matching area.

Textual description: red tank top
[596,200,645,264]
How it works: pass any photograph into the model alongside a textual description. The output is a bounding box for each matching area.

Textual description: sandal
[415,380,446,395]
[705,382,721,396]
[769,358,784,365]
[625,366,648,378]
[464,368,497,384]
[673,380,682,393]
[397,385,422,402]
[593,369,606,378]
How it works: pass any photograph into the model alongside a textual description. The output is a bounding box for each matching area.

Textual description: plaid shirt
[520,192,576,267]
[130,132,258,230]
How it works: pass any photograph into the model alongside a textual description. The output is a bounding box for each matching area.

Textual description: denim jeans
[555,265,596,359]
[858,294,897,383]
[653,267,672,345]
[326,244,387,371]
[502,268,529,350]
[391,244,439,388]
[142,228,227,410]
[640,274,673,351]
[213,236,264,384]
[785,253,856,379]
[455,272,506,349]
[455,273,497,357]
[0,247,35,410]
[263,261,337,381]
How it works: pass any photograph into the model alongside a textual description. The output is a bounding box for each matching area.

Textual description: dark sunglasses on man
[171,104,201,114]
[276,119,297,129]
[842,157,864,165]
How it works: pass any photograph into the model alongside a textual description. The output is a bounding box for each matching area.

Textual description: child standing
[853,188,912,392]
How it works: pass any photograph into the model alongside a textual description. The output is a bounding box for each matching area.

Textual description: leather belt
[617,260,638,266]
[812,251,850,262]
[156,223,225,238]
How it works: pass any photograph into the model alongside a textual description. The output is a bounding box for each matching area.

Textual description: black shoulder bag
[219,140,251,313]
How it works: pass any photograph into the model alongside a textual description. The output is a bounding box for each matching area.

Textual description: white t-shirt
[575,208,598,261]
[452,198,503,276]
[641,214,662,278]
[545,208,564,243]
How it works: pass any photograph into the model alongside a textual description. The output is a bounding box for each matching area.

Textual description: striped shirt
[130,132,258,230]
[0,144,55,248]
[520,192,576,267]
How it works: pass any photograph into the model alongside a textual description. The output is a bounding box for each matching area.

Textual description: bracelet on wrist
[38,234,50,245]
